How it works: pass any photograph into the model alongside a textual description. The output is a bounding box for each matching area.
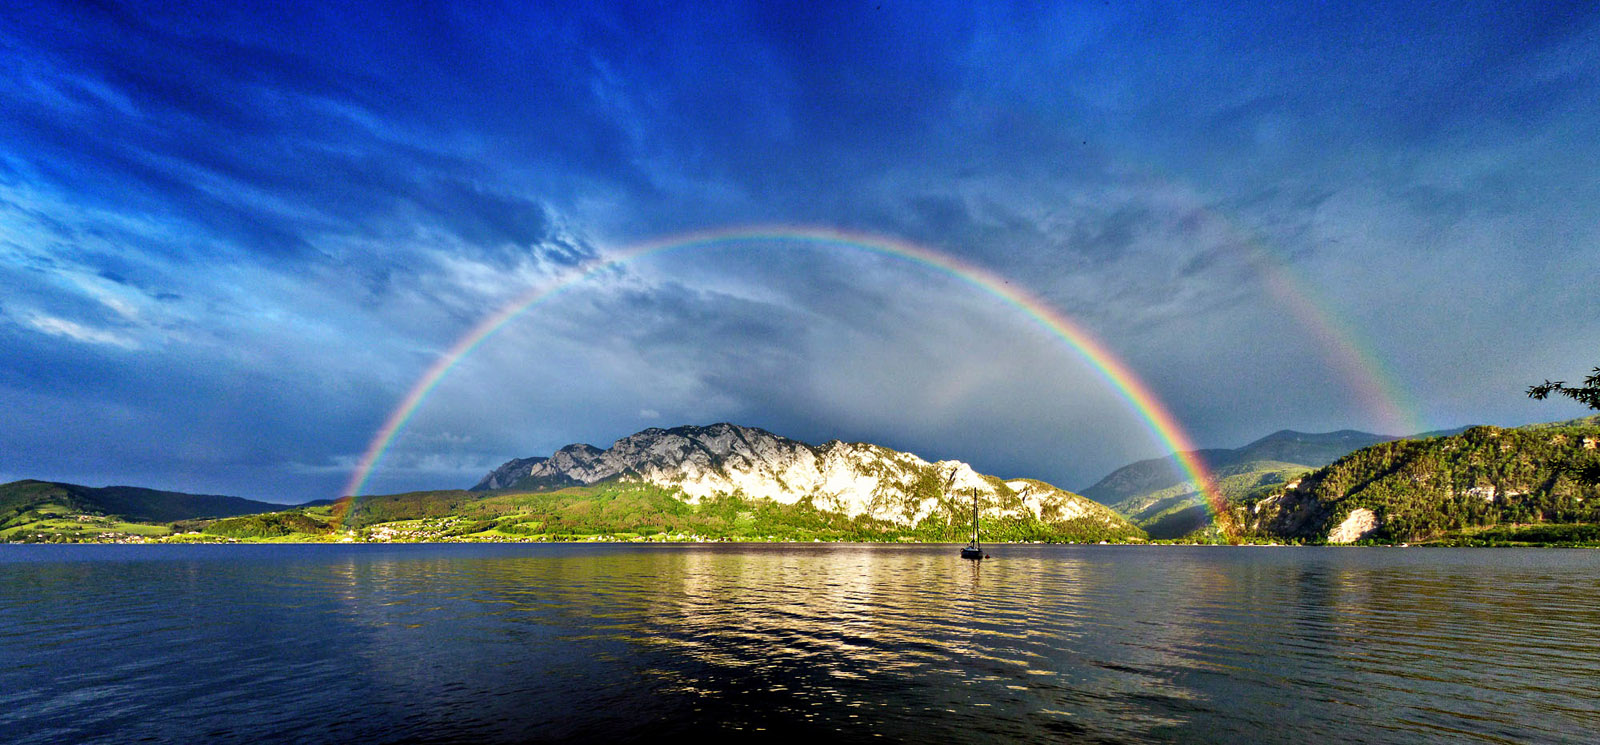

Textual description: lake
[1,543,1595,743]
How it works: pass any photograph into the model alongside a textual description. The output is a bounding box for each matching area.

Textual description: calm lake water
[1,544,1596,744]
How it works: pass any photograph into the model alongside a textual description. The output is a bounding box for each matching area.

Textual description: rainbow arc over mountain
[337,226,1229,530]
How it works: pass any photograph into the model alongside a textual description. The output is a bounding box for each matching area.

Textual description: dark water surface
[2,544,1596,743]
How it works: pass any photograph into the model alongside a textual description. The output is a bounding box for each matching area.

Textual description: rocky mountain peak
[469,423,1132,532]
[470,455,550,491]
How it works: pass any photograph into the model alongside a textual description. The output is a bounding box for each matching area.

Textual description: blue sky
[2,1,1597,501]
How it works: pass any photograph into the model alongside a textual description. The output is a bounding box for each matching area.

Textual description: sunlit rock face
[472,423,1127,529]
[1327,508,1379,544]
[471,456,548,490]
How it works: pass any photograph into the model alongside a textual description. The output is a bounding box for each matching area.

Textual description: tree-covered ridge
[199,512,336,539]
[0,479,289,542]
[1082,429,1396,507]
[0,479,285,523]
[1518,414,1600,430]
[1114,460,1312,539]
[1233,424,1600,543]
[1080,429,1398,539]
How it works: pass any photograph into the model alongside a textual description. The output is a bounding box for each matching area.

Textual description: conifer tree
[1528,366,1600,411]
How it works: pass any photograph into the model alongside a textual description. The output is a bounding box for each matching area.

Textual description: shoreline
[4,537,1595,548]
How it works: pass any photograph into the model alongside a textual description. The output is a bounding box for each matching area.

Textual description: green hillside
[0,479,287,542]
[1231,423,1600,544]
[1079,448,1233,508]
[1083,429,1398,539]
[326,479,1144,543]
[1116,460,1312,539]
[1517,414,1600,431]
[197,511,338,539]
[3,477,1144,544]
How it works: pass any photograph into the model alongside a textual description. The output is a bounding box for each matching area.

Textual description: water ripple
[1,544,1597,743]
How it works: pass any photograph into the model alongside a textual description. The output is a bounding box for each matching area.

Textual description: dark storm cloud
[596,282,814,401]
[1,0,1597,499]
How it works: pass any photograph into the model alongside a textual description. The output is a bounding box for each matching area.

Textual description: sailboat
[960,488,985,560]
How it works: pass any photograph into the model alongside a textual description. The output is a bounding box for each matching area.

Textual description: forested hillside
[1232,423,1600,544]
[1084,429,1397,538]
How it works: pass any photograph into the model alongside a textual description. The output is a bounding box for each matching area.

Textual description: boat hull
[960,547,984,560]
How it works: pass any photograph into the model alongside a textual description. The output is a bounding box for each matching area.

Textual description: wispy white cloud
[25,314,139,349]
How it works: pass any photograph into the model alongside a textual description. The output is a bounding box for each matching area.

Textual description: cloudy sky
[2,1,1597,502]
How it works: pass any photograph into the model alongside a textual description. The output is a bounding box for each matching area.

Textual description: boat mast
[971,488,979,548]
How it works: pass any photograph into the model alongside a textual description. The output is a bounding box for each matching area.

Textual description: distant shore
[6,534,1595,548]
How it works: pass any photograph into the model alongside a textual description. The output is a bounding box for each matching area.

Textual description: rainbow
[1101,166,1421,437]
[1251,257,1421,436]
[337,226,1228,531]
[1150,186,1422,436]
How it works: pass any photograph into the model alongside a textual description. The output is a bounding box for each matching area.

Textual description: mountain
[1083,429,1398,506]
[473,456,550,490]
[1225,429,1403,466]
[473,423,1137,536]
[1517,414,1600,431]
[1077,448,1235,508]
[1082,429,1399,538]
[1233,422,1600,544]
[1,479,286,541]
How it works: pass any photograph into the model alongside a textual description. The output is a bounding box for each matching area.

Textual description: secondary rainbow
[1089,157,1422,437]
[1252,257,1421,435]
[337,226,1227,529]
[1155,185,1422,436]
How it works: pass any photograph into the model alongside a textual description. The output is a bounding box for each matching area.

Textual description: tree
[1528,363,1600,485]
[1527,366,1600,411]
